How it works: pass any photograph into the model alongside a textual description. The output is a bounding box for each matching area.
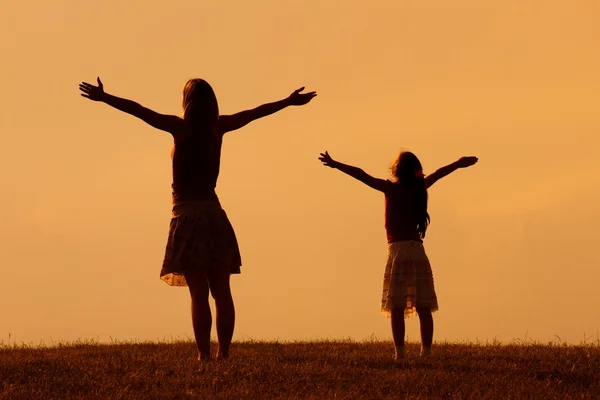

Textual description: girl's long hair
[391,151,430,238]
[182,79,219,131]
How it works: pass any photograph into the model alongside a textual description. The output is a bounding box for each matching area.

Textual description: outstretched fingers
[79,85,91,95]
[293,90,317,105]
[79,78,103,90]
[291,87,317,98]
[79,83,97,95]
[78,78,105,101]
[318,151,335,167]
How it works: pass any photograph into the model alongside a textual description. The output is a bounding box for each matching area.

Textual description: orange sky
[2,0,599,345]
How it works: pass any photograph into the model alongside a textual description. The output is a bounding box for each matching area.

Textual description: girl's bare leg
[416,308,433,356]
[390,308,406,359]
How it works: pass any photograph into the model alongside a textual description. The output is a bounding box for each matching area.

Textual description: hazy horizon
[2,0,599,345]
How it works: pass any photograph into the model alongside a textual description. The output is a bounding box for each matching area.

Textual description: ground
[1,340,599,399]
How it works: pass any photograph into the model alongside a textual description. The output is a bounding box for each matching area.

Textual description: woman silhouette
[79,77,316,360]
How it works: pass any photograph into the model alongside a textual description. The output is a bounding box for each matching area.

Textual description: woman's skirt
[160,200,242,286]
[381,240,438,318]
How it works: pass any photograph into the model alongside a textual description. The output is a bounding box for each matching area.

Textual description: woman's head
[391,151,430,238]
[182,79,219,127]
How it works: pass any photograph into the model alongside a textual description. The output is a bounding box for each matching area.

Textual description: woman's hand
[319,151,337,168]
[456,156,478,168]
[287,87,317,106]
[79,77,106,102]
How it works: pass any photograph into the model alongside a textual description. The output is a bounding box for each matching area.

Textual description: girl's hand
[79,77,106,101]
[287,87,317,106]
[319,151,337,168]
[457,156,478,168]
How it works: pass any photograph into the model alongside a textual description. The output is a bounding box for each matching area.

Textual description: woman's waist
[171,198,223,218]
[172,186,218,202]
[388,238,423,245]
[385,227,422,243]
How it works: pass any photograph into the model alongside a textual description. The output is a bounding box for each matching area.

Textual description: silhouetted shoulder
[217,114,244,136]
[163,115,188,140]
[384,180,398,195]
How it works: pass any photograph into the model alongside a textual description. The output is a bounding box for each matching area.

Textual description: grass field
[1,340,599,399]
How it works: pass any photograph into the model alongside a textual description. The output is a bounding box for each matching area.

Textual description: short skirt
[381,241,438,318]
[160,200,242,286]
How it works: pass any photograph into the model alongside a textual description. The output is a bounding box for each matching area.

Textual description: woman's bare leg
[208,267,235,359]
[185,268,212,360]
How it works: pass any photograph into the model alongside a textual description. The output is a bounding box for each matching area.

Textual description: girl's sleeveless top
[384,181,422,243]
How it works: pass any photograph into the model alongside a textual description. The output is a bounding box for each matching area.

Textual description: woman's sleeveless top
[171,130,222,203]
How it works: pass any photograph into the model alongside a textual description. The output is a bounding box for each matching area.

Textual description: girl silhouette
[319,150,477,359]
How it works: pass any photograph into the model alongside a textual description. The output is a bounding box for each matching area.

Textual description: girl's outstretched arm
[79,77,185,139]
[219,87,317,134]
[425,156,478,188]
[319,151,388,192]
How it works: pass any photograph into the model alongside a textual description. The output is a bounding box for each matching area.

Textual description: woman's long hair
[390,151,430,238]
[182,79,219,130]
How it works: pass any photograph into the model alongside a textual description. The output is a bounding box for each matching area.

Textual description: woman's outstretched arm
[219,87,317,135]
[424,156,478,188]
[319,151,388,193]
[79,77,185,138]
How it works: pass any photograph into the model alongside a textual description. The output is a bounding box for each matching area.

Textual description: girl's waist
[387,240,425,253]
[172,188,218,203]
[388,239,424,246]
[386,231,422,244]
[171,197,223,218]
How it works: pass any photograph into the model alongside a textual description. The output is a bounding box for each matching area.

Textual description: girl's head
[391,151,430,238]
[391,151,424,182]
[182,79,219,128]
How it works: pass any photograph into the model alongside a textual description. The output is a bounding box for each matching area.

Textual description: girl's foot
[420,346,431,357]
[394,345,405,361]
[216,348,229,360]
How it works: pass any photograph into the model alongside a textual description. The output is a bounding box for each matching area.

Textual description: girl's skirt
[160,200,242,286]
[381,240,438,318]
